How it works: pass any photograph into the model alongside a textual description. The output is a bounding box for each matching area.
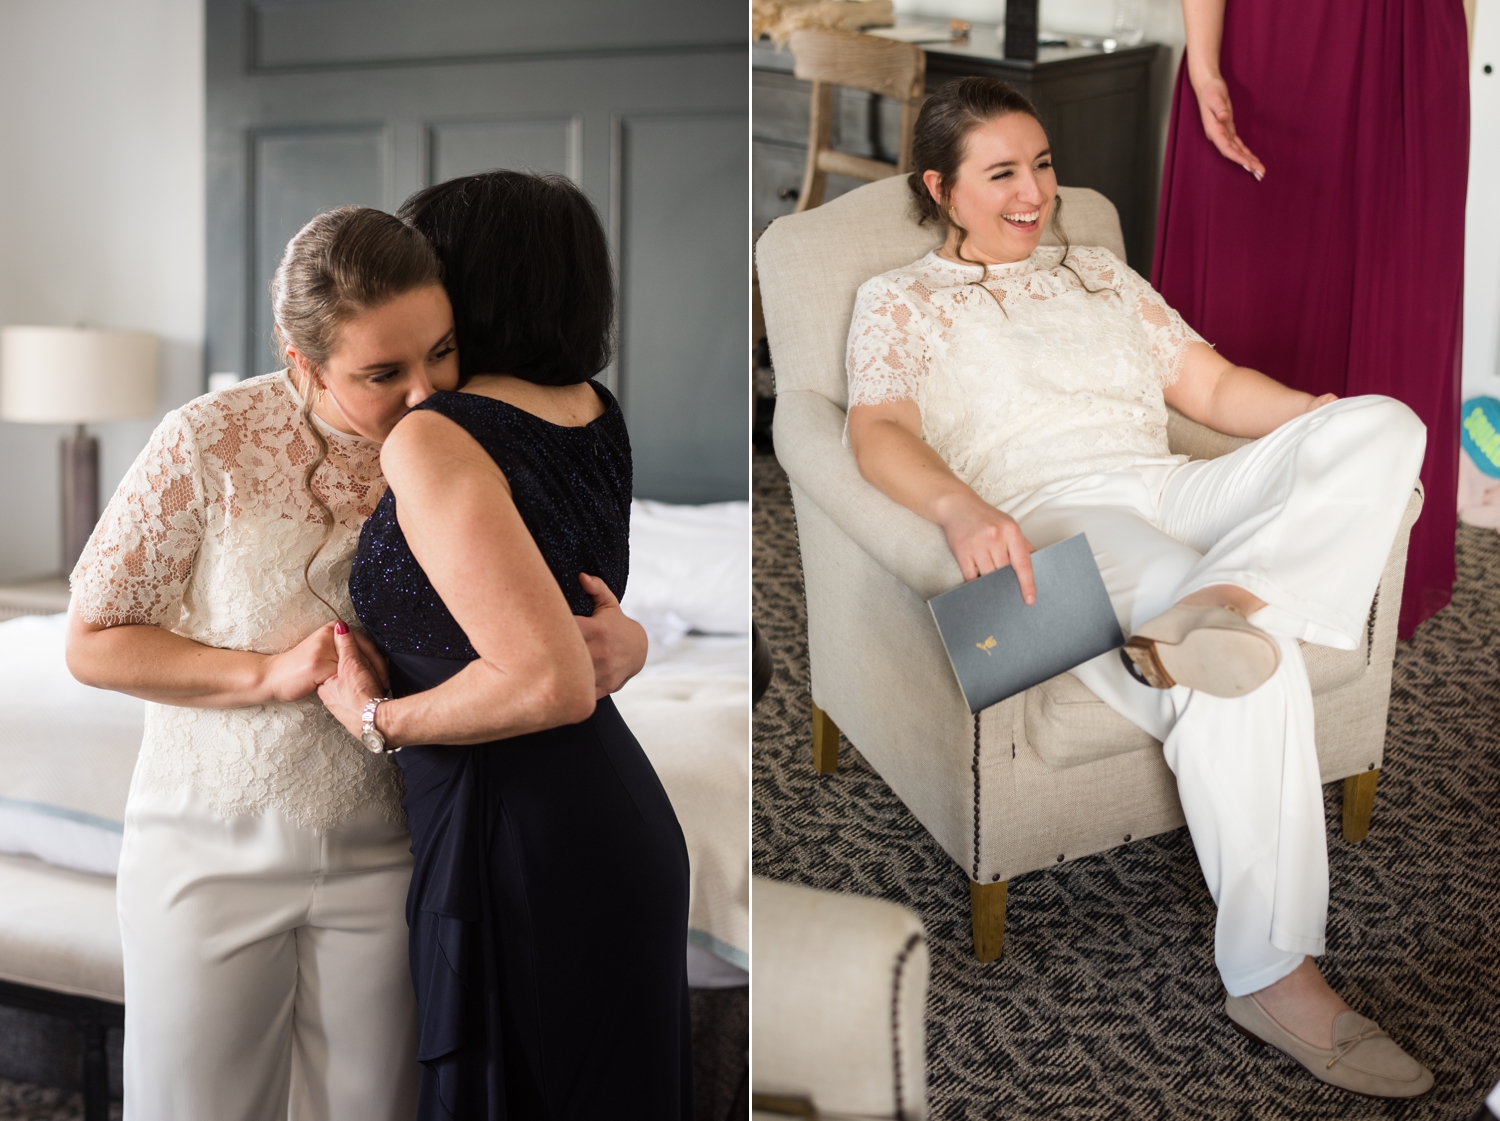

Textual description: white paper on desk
[867,24,957,41]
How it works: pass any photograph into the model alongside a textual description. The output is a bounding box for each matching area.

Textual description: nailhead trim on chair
[890,930,925,1121]
[970,713,982,881]
[1366,585,1380,666]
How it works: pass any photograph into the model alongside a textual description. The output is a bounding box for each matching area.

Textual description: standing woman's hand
[260,622,342,703]
[576,573,649,697]
[317,623,392,739]
[1182,0,1265,179]
[1191,75,1265,180]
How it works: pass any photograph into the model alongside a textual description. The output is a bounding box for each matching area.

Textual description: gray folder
[928,533,1125,713]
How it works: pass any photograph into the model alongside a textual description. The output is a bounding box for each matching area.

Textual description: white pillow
[621,500,750,647]
[0,800,121,877]
[0,614,143,876]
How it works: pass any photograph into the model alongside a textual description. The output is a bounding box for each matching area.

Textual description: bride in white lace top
[71,368,401,829]
[841,78,1434,1097]
[847,242,1205,507]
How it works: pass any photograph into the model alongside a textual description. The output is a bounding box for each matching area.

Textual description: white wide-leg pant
[117,781,419,1121]
[999,396,1426,995]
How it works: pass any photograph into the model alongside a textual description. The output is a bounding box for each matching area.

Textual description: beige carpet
[754,448,1500,1119]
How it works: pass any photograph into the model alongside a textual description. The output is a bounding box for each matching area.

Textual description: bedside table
[0,578,71,621]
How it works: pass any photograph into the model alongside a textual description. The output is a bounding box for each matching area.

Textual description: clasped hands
[260,573,647,741]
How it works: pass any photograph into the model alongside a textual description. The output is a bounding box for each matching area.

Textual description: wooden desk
[754,25,1162,271]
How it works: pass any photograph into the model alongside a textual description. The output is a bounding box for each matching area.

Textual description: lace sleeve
[70,409,206,627]
[845,276,932,409]
[1105,251,1207,387]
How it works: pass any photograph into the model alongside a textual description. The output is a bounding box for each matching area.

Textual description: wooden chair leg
[810,700,840,774]
[1342,768,1380,843]
[970,879,1008,963]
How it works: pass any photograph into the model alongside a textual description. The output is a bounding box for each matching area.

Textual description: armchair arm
[751,877,928,1120]
[772,389,963,600]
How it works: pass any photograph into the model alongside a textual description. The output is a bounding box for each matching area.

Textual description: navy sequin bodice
[349,382,631,660]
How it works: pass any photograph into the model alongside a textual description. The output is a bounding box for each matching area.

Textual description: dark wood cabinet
[754,29,1162,273]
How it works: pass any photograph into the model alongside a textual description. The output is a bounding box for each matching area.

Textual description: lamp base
[61,425,99,575]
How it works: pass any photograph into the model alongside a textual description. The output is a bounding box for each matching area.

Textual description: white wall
[0,0,205,582]
[1465,0,1500,401]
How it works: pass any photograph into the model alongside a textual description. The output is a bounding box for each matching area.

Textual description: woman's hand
[848,399,1038,600]
[260,622,341,703]
[316,623,391,739]
[935,491,1038,601]
[576,573,649,698]
[1191,75,1265,179]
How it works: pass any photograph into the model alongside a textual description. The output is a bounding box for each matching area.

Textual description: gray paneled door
[207,0,748,502]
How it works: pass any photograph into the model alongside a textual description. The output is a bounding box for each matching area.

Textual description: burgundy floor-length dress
[1153,0,1470,637]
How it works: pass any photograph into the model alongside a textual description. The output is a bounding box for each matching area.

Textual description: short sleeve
[70,409,206,627]
[845,276,932,409]
[1110,254,1207,386]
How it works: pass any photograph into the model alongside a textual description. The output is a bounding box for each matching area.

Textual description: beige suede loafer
[1224,994,1434,1099]
[1123,604,1280,697]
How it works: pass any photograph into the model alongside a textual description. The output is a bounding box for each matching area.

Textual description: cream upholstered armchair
[751,878,928,1120]
[756,175,1423,962]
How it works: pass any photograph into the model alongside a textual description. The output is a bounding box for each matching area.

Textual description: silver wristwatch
[360,696,396,754]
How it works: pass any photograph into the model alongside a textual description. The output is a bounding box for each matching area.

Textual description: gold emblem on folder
[976,635,997,655]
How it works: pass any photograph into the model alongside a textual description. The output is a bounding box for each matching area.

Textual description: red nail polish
[335,621,349,635]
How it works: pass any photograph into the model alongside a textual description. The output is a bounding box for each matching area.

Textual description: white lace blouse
[70,371,405,831]
[845,245,1207,506]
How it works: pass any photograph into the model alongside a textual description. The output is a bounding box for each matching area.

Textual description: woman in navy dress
[318,171,693,1120]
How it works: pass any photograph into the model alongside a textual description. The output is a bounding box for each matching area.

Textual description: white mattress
[616,633,750,988]
[0,616,749,987]
[0,614,141,876]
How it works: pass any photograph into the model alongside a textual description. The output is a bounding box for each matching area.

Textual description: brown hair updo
[269,206,443,620]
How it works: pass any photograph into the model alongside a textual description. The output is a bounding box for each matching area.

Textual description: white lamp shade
[1,326,159,424]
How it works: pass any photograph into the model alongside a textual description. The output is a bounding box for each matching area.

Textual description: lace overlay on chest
[70,371,404,830]
[846,246,1206,504]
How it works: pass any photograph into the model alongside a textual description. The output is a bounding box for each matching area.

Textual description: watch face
[361,729,384,754]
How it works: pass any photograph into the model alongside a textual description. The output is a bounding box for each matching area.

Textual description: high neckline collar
[920,246,1055,283]
[279,368,380,448]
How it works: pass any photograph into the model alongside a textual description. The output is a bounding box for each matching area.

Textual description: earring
[947,204,956,222]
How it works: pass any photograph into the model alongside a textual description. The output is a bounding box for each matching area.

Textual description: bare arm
[319,409,597,749]
[846,399,1037,601]
[65,612,386,708]
[1165,341,1335,438]
[1181,0,1265,178]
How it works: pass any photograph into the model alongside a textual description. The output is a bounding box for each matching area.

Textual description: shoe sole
[1123,629,1278,698]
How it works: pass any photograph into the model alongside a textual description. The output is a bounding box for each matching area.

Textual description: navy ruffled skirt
[391,652,693,1120]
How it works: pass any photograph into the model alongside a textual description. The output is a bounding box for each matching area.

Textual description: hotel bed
[0,498,749,994]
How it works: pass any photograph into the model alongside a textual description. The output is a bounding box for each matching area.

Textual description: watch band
[360,696,397,754]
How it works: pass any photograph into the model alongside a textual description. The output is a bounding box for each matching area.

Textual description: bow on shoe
[1327,1025,1389,1070]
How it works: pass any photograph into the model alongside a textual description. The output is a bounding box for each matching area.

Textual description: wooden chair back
[786,29,925,213]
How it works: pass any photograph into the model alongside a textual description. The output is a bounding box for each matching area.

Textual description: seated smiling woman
[845,77,1431,1097]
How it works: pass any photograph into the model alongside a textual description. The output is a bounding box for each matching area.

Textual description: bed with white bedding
[0,499,749,993]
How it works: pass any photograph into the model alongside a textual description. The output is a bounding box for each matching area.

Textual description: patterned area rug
[0,1080,116,1121]
[752,449,1500,1120]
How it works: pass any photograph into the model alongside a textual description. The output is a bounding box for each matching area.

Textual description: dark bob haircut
[397,170,614,387]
